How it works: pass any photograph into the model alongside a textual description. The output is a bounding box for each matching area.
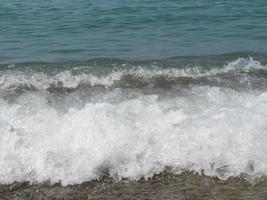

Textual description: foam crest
[0,58,266,92]
[1,86,267,185]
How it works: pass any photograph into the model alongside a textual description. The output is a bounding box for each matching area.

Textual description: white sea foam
[1,85,267,185]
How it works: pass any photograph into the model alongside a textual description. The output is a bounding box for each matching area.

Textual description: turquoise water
[1,0,267,63]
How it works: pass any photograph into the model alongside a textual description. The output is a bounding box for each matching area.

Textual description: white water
[1,58,267,185]
[1,86,267,185]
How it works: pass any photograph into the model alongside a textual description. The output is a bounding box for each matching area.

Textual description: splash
[1,58,267,185]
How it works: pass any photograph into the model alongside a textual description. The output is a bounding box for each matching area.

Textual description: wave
[1,58,267,95]
[1,86,267,185]
[1,57,267,185]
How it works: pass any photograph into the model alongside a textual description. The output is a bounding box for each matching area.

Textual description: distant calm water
[1,0,267,63]
[2,1,267,191]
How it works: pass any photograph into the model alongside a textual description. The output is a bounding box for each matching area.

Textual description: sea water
[1,1,267,186]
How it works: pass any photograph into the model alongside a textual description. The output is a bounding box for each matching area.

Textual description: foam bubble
[1,85,267,185]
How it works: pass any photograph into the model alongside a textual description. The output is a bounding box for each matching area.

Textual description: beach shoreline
[1,172,267,200]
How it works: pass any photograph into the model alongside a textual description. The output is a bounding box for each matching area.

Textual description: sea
[1,0,267,188]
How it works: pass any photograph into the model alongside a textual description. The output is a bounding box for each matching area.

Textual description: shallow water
[1,172,267,200]
[1,2,267,198]
[1,56,267,186]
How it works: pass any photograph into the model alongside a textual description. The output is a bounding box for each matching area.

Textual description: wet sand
[1,172,267,200]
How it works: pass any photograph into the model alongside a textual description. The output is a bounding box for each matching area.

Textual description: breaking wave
[1,57,267,185]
